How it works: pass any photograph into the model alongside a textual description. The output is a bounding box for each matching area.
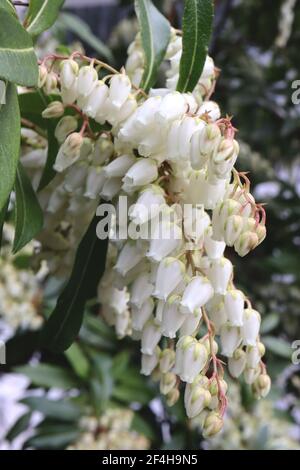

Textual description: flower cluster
[68,409,149,450]
[0,226,43,334]
[21,30,270,438]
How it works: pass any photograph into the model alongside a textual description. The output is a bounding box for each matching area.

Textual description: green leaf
[0,0,17,16]
[65,343,90,379]
[135,0,170,92]
[57,12,113,62]
[3,330,40,369]
[177,0,214,93]
[38,122,58,190]
[21,397,81,422]
[25,0,65,36]
[41,212,109,352]
[0,10,38,86]
[13,163,43,253]
[0,82,20,211]
[18,91,48,129]
[6,412,32,442]
[263,336,292,359]
[260,313,280,334]
[24,428,79,449]
[14,363,79,389]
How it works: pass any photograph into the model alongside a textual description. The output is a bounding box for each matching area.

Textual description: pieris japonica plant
[0,0,270,439]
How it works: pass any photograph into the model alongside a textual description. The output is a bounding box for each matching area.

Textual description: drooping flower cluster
[21,30,270,438]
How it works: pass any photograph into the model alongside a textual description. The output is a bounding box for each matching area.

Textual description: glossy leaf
[177,0,214,93]
[0,10,38,86]
[25,0,65,36]
[21,396,81,422]
[41,212,109,352]
[135,0,170,91]
[13,163,43,253]
[14,363,79,389]
[0,82,20,211]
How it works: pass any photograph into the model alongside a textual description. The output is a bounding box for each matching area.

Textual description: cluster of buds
[68,409,149,450]
[21,30,270,439]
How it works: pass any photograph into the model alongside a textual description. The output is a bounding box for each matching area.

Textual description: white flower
[122,158,158,191]
[228,349,246,377]
[146,221,182,262]
[180,308,202,336]
[64,162,88,193]
[61,81,78,105]
[197,100,220,120]
[141,347,161,376]
[183,205,210,243]
[77,65,98,97]
[128,185,165,225]
[84,166,106,199]
[60,59,78,89]
[100,177,122,200]
[206,295,227,333]
[160,372,177,395]
[115,241,145,276]
[207,257,233,295]
[242,308,261,346]
[204,228,226,259]
[156,91,187,123]
[224,214,244,246]
[141,319,162,354]
[132,298,154,331]
[104,154,136,178]
[92,136,114,166]
[161,295,186,338]
[115,309,130,338]
[177,116,199,159]
[130,271,154,308]
[246,344,261,368]
[220,324,241,357]
[82,80,109,118]
[153,257,185,301]
[180,276,213,315]
[224,289,245,326]
[109,73,131,109]
[244,367,260,385]
[42,101,65,119]
[175,336,208,383]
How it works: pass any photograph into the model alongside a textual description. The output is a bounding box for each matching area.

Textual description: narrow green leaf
[65,343,90,379]
[24,429,79,449]
[0,10,38,86]
[260,313,280,334]
[6,412,32,442]
[135,0,170,92]
[0,82,20,211]
[41,212,109,352]
[263,336,292,359]
[21,396,81,422]
[177,0,214,93]
[25,0,65,36]
[57,12,113,62]
[14,363,79,389]
[13,163,43,253]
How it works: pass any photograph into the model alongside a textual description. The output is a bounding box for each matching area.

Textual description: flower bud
[160,372,177,395]
[166,388,180,407]
[252,374,271,398]
[224,214,244,246]
[83,166,106,199]
[180,276,213,315]
[132,298,154,331]
[234,231,259,257]
[202,412,223,438]
[55,116,78,143]
[109,73,132,108]
[42,101,65,119]
[82,80,109,118]
[159,348,176,373]
[54,132,83,172]
[184,384,211,418]
[60,59,79,88]
[256,223,266,244]
[246,344,261,368]
[244,366,260,385]
[38,64,48,88]
[44,71,58,95]
[224,289,245,326]
[122,158,158,191]
[130,271,154,309]
[115,241,145,276]
[180,308,202,336]
[104,154,136,179]
[92,136,114,166]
